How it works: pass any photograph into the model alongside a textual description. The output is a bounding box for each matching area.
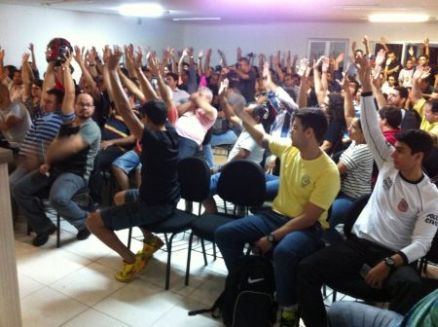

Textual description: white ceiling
[1,0,438,23]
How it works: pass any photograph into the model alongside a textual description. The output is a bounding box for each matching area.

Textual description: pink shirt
[175,108,217,145]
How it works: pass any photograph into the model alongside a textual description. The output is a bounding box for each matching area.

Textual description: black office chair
[185,159,266,286]
[126,157,211,290]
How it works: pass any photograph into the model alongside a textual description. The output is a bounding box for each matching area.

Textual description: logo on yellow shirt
[301,175,311,187]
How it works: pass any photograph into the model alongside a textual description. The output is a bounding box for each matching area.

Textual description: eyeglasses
[76,102,94,108]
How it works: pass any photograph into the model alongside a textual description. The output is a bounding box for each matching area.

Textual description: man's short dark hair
[379,107,402,129]
[395,129,433,160]
[166,72,178,82]
[140,100,168,125]
[294,108,328,144]
[46,88,65,105]
[238,57,250,65]
[428,98,438,114]
[33,79,43,88]
[394,86,408,100]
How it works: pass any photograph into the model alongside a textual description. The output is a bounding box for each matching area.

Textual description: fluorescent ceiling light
[173,17,221,22]
[369,13,429,23]
[118,3,165,17]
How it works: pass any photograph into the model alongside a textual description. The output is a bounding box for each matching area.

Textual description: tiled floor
[14,216,226,327]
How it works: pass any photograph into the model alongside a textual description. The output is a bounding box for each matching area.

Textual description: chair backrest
[177,157,210,202]
[217,160,266,207]
[343,193,371,238]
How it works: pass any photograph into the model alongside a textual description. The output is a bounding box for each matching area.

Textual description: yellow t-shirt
[413,98,438,145]
[269,141,340,229]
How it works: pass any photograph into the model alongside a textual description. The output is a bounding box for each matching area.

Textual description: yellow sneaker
[139,234,164,258]
[114,254,147,282]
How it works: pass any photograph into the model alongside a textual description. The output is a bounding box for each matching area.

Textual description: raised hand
[413,65,431,82]
[148,55,160,76]
[321,56,330,72]
[0,46,5,61]
[375,49,386,67]
[102,45,110,64]
[135,47,143,68]
[355,55,372,92]
[198,50,204,59]
[362,35,369,46]
[218,78,229,95]
[335,52,345,64]
[22,52,30,64]
[28,43,34,52]
[108,47,123,71]
[73,45,84,64]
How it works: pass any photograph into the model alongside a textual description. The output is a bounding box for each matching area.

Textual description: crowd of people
[1,35,438,326]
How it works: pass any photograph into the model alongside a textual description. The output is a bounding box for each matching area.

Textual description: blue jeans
[265,174,279,201]
[328,301,403,327]
[203,130,239,167]
[215,210,324,306]
[13,170,87,234]
[324,193,355,245]
[178,136,199,161]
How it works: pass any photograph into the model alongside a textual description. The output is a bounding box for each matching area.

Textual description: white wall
[0,3,183,76]
[181,21,438,64]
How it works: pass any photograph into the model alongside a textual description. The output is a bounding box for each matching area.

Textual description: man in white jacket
[297,54,438,327]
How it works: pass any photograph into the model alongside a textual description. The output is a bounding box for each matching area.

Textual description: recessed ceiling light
[118,3,165,17]
[172,17,222,22]
[369,13,429,23]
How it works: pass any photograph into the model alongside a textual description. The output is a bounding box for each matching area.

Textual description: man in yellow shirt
[215,92,340,327]
[413,98,438,146]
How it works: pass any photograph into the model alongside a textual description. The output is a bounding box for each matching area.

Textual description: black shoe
[32,225,57,247]
[76,227,91,240]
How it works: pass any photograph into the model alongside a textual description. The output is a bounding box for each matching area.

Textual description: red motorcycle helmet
[46,38,73,64]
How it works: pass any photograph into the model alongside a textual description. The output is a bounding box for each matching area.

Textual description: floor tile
[60,308,129,327]
[51,262,125,306]
[93,280,177,327]
[18,273,45,299]
[21,287,87,327]
[17,248,92,285]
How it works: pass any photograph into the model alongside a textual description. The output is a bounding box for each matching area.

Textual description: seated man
[86,49,180,283]
[203,92,266,213]
[297,55,438,327]
[328,287,438,327]
[215,105,340,326]
[13,56,101,246]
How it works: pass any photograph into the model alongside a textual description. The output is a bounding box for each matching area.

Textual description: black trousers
[297,237,422,327]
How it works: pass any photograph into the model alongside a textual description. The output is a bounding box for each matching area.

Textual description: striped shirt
[339,141,373,199]
[19,111,75,159]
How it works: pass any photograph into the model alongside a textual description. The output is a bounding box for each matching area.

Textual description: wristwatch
[267,233,276,245]
[383,257,396,270]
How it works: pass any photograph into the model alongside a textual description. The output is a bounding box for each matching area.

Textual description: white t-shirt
[354,95,438,263]
[0,101,31,146]
[227,125,265,164]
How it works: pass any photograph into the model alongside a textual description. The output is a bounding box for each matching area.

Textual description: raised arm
[230,93,270,149]
[0,46,5,83]
[362,36,370,56]
[356,55,394,168]
[134,49,159,103]
[410,66,431,103]
[218,49,228,68]
[379,37,390,53]
[342,77,355,128]
[73,46,100,99]
[118,66,146,104]
[108,48,144,140]
[28,43,38,74]
[61,54,75,116]
[21,53,34,102]
[423,37,430,57]
[148,55,178,124]
[190,92,217,121]
[297,66,311,109]
[204,48,212,76]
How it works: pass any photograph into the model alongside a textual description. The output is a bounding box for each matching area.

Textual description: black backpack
[189,255,277,327]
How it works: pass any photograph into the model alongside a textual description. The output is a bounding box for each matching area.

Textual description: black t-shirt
[139,122,180,206]
[324,120,346,155]
[227,69,256,103]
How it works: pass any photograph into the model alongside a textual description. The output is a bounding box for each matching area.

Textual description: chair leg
[332,290,337,302]
[201,239,208,266]
[213,243,217,261]
[185,232,194,286]
[56,214,61,248]
[165,233,176,290]
[164,233,169,248]
[127,227,132,250]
